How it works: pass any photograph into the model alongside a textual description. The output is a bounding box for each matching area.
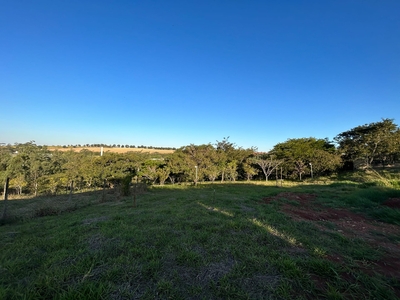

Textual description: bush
[121,175,132,196]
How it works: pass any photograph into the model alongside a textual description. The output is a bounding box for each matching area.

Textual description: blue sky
[1,1,399,151]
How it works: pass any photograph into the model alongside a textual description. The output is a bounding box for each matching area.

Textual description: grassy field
[1,179,400,299]
[48,146,175,154]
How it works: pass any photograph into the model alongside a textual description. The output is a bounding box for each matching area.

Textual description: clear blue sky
[1,1,399,151]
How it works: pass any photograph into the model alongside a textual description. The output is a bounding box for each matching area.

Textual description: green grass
[0,180,399,299]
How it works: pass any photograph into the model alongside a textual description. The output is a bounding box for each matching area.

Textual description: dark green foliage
[335,118,400,168]
[121,175,132,196]
[271,137,342,179]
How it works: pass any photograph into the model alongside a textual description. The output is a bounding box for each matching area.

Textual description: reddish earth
[383,198,400,209]
[262,192,400,296]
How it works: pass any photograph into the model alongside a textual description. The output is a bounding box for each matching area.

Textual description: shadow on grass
[0,185,147,224]
[0,180,399,298]
[190,182,400,298]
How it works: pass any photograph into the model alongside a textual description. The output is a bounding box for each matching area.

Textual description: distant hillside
[48,146,175,154]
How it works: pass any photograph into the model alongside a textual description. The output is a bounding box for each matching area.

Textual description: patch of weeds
[369,207,400,225]
[141,259,162,281]
[239,274,280,299]
[272,255,304,279]
[212,277,249,299]
[348,239,382,261]
[63,281,109,299]
[305,257,339,279]
[275,280,293,299]
[325,283,344,300]
[156,279,179,299]
[385,234,400,243]
[199,258,236,283]
[359,182,377,189]
[82,216,109,225]
[284,199,301,206]
[176,250,203,268]
[34,207,59,217]
[321,221,337,230]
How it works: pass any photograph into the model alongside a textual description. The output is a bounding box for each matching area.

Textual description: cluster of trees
[334,118,400,168]
[1,119,399,196]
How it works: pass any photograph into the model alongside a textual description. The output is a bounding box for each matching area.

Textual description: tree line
[52,144,176,150]
[1,119,399,196]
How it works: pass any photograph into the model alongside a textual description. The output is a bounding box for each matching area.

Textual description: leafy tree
[10,174,27,195]
[203,164,220,182]
[10,142,52,196]
[251,155,283,181]
[180,144,216,183]
[334,118,400,167]
[156,166,170,185]
[215,138,237,182]
[140,160,159,184]
[100,152,139,184]
[242,159,258,181]
[272,138,341,178]
[225,161,238,181]
[45,173,67,196]
[165,151,188,184]
[0,145,13,181]
[62,150,84,193]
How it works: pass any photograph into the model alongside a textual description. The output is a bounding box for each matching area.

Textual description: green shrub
[121,175,132,196]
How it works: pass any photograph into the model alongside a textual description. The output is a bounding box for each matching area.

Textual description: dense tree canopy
[334,118,400,168]
[271,138,342,179]
[0,140,257,195]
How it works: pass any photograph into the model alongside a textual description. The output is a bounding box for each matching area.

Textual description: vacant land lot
[48,146,175,154]
[1,182,399,299]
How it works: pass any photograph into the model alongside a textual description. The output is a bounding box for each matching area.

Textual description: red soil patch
[383,198,400,209]
[261,192,399,239]
[262,192,317,204]
[262,192,367,225]
[262,192,400,292]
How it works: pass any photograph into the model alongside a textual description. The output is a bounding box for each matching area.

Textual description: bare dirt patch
[262,192,400,289]
[262,192,399,239]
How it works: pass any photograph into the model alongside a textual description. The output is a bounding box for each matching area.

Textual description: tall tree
[10,142,52,196]
[215,137,253,182]
[215,138,235,182]
[334,118,400,167]
[180,144,216,183]
[272,137,341,178]
[242,159,258,181]
[0,145,13,185]
[251,155,283,181]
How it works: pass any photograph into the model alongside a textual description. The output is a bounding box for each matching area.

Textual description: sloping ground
[262,192,400,296]
[2,185,399,299]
